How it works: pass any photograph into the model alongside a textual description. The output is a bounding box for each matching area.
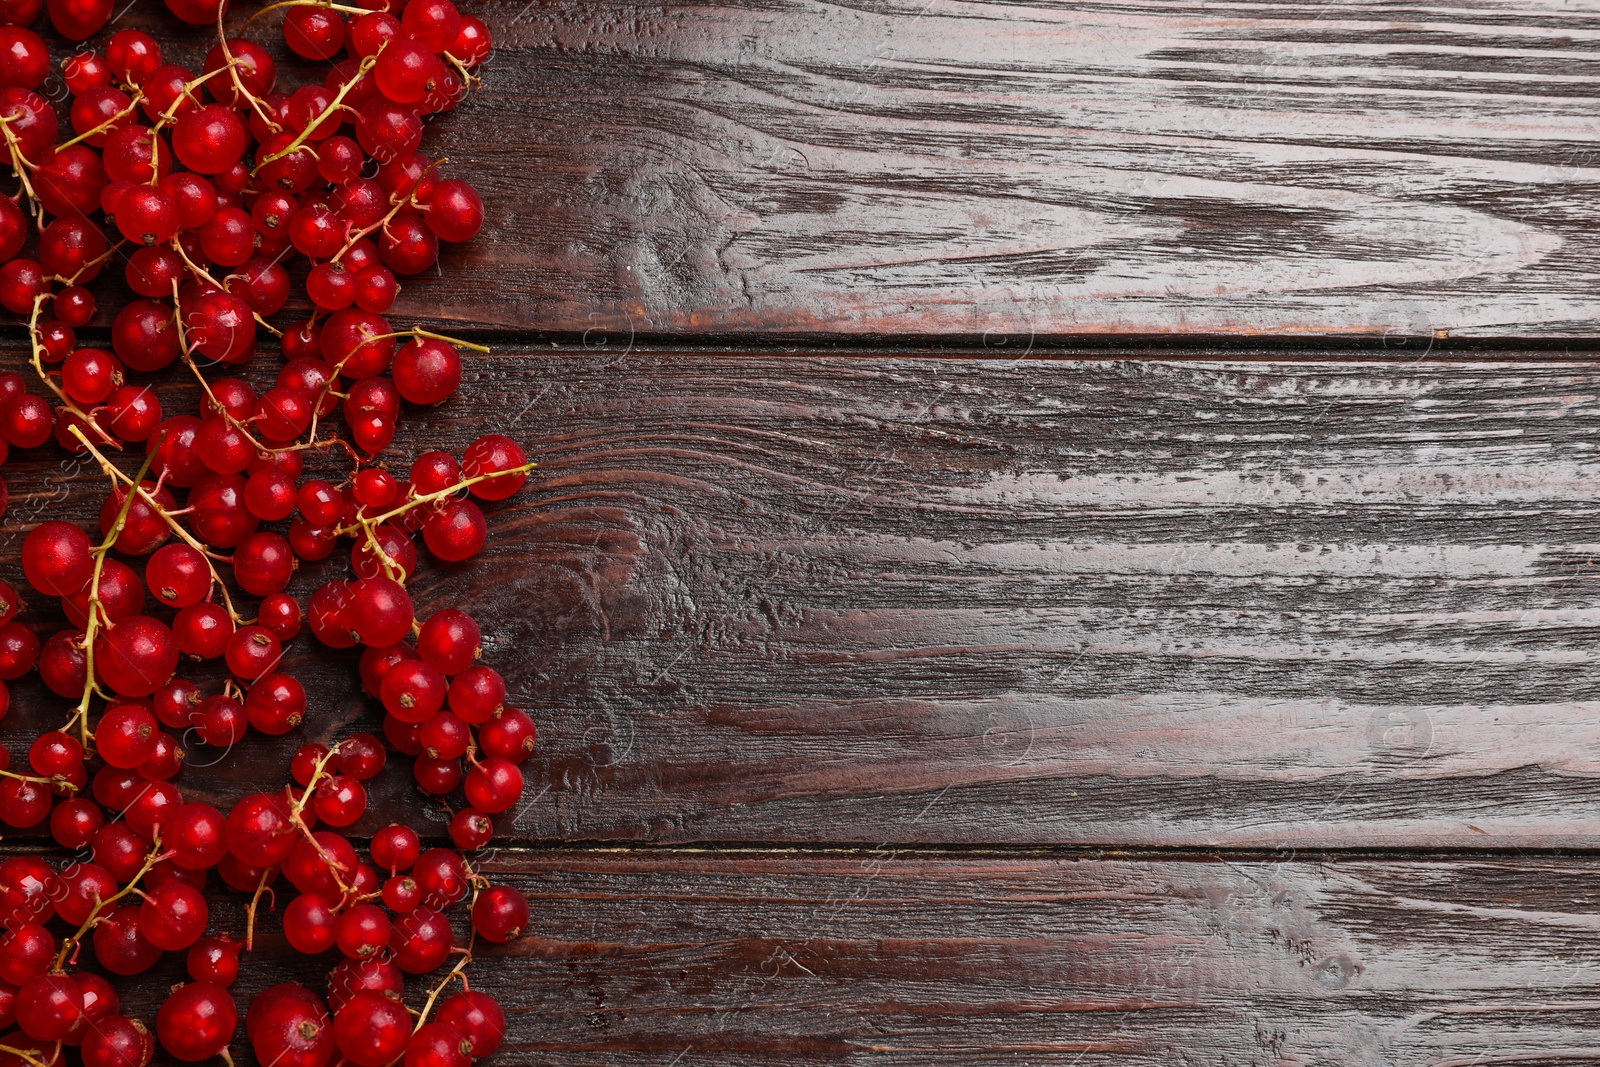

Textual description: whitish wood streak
[396,0,1600,338]
[5,356,1600,847]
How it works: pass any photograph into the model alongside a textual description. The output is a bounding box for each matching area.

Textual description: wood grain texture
[244,851,1600,1066]
[7,355,1600,848]
[406,0,1600,338]
[36,1,1600,338]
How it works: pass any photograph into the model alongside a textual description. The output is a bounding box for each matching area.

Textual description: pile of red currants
[0,0,536,1064]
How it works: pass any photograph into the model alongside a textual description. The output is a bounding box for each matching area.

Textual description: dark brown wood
[39,0,1600,340]
[7,355,1600,848]
[118,850,1600,1067]
[415,0,1600,339]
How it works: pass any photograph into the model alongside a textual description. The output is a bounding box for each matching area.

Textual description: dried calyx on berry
[0,0,530,1063]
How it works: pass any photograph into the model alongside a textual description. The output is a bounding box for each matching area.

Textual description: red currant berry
[282,891,337,955]
[349,575,414,647]
[244,672,306,734]
[138,728,184,779]
[392,337,461,405]
[193,693,246,748]
[283,3,345,58]
[50,796,102,850]
[426,179,483,242]
[104,28,159,83]
[94,615,179,697]
[22,521,92,597]
[102,386,162,444]
[313,774,366,826]
[436,992,504,1058]
[15,973,84,1043]
[447,664,505,723]
[423,498,487,561]
[258,592,302,641]
[138,880,208,951]
[187,936,241,987]
[168,801,227,870]
[171,103,247,175]
[250,986,334,1067]
[381,658,446,723]
[155,982,235,1062]
[389,906,454,974]
[190,473,260,547]
[464,755,524,814]
[449,806,492,850]
[61,558,143,629]
[333,991,410,1067]
[404,1022,473,1067]
[413,755,461,795]
[472,884,528,943]
[452,16,492,66]
[334,904,390,959]
[233,531,295,595]
[95,701,158,768]
[173,602,233,659]
[224,624,281,681]
[413,848,467,908]
[92,906,160,976]
[479,707,537,763]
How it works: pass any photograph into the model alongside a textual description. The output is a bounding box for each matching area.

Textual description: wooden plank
[399,0,1600,338]
[146,850,1600,1066]
[39,2,1600,338]
[5,355,1600,848]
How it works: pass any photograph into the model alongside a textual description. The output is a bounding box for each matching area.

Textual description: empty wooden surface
[396,0,1600,338]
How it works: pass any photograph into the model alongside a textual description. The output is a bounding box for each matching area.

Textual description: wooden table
[11,1,1600,1062]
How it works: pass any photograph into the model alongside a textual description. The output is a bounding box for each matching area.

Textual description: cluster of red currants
[0,0,536,1064]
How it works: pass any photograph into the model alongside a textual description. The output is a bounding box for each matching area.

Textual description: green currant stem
[0,1042,55,1067]
[213,2,280,136]
[363,327,492,355]
[49,239,128,289]
[0,766,77,793]
[62,429,165,747]
[411,951,474,1033]
[172,294,356,466]
[255,46,384,170]
[169,296,278,458]
[332,159,448,263]
[441,51,481,89]
[244,868,275,952]
[28,293,119,448]
[71,428,245,623]
[242,0,374,30]
[287,745,360,902]
[150,64,238,135]
[334,462,537,539]
[56,89,145,151]
[169,238,284,337]
[51,837,170,973]
[0,114,40,214]
[358,523,406,583]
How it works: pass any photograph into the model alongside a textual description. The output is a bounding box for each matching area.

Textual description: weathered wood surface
[408,0,1600,339]
[120,850,1600,1067]
[41,0,1600,340]
[7,355,1600,848]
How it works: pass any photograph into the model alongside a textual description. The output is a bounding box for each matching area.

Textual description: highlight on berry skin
[0,1,529,1064]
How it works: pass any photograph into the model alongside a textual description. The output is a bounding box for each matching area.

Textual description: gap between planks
[13,325,1600,361]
